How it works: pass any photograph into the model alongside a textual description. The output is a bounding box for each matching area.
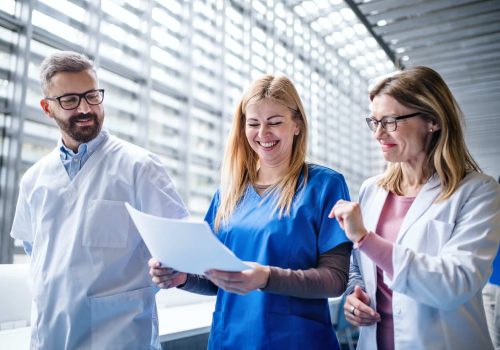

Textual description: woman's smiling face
[245,99,300,169]
[371,94,435,166]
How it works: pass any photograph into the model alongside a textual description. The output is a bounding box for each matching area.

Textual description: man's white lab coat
[10,132,188,349]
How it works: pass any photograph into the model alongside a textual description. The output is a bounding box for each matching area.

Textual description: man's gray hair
[40,51,96,96]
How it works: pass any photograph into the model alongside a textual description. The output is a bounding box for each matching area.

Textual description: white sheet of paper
[125,203,252,275]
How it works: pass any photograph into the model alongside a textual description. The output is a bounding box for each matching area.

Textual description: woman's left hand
[205,262,270,295]
[329,199,369,243]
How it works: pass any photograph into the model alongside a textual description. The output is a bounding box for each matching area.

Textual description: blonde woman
[330,66,500,350]
[150,75,352,349]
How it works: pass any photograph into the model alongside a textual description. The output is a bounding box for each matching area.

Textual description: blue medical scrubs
[205,164,350,350]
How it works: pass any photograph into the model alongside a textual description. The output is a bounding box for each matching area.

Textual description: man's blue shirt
[58,130,108,180]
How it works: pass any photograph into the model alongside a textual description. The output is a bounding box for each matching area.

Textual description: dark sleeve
[345,250,366,295]
[261,242,352,298]
[177,274,218,296]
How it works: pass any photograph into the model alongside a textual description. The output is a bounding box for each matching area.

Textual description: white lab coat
[10,132,188,350]
[352,172,500,350]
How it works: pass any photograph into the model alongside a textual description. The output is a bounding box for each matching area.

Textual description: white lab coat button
[393,303,401,314]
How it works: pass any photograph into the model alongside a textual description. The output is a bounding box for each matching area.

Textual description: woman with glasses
[329,66,499,350]
[150,75,352,349]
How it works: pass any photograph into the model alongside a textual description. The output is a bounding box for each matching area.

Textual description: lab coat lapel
[365,187,388,232]
[57,137,109,205]
[361,186,388,290]
[67,136,109,189]
[396,175,441,244]
[50,136,108,186]
[48,148,72,185]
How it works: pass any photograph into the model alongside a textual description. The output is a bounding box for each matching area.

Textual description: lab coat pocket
[425,219,455,255]
[83,200,130,248]
[89,286,155,350]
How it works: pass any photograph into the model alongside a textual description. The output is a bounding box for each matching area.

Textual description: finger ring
[350,305,356,315]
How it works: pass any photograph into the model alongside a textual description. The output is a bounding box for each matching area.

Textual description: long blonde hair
[214,75,308,230]
[370,66,481,200]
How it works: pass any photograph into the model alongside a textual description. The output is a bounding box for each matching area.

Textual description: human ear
[293,120,301,136]
[429,120,441,132]
[40,99,53,118]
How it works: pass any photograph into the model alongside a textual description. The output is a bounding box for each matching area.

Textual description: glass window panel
[101,0,141,30]
[38,0,86,22]
[151,46,182,69]
[155,0,182,15]
[32,11,86,44]
[21,140,54,164]
[226,36,243,55]
[252,1,267,16]
[151,65,185,90]
[152,7,181,33]
[151,26,181,50]
[252,26,266,43]
[1,1,15,15]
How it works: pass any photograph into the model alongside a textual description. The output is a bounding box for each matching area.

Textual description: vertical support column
[183,0,194,209]
[246,2,253,79]
[0,0,34,263]
[86,0,102,67]
[138,0,153,149]
[267,0,274,74]
[218,0,227,162]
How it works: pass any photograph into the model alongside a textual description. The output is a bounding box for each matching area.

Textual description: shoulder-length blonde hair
[370,66,481,200]
[214,75,308,231]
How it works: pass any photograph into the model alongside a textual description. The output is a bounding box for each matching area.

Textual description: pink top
[358,192,415,350]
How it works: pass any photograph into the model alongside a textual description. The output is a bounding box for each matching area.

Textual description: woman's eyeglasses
[365,112,421,132]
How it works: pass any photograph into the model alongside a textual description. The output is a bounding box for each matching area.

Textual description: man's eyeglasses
[45,89,105,110]
[365,112,421,132]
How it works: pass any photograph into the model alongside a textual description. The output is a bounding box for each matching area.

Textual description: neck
[400,161,427,196]
[61,137,80,153]
[257,161,289,185]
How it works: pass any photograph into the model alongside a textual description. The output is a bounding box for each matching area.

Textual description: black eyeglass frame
[365,112,421,132]
[45,89,105,110]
